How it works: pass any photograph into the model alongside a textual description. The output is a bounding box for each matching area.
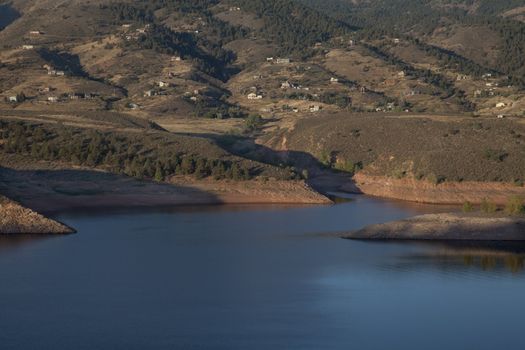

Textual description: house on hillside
[47,96,58,102]
[281,81,299,89]
[393,38,400,44]
[8,96,18,103]
[309,105,320,112]
[22,45,34,50]
[247,93,262,100]
[397,71,406,78]
[456,74,470,81]
[158,81,169,88]
[276,58,290,64]
[29,30,42,35]
[496,102,506,108]
[330,77,339,83]
[266,57,274,62]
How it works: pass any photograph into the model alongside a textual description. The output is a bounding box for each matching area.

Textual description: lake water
[1,195,525,349]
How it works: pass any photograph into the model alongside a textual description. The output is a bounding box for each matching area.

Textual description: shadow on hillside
[0,166,222,214]
[177,132,359,194]
[0,5,20,30]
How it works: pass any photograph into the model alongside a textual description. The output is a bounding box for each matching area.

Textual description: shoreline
[349,173,525,205]
[0,196,75,235]
[344,212,525,241]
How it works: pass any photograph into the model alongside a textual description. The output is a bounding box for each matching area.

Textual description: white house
[8,96,18,103]
[496,102,506,108]
[276,58,290,64]
[309,105,320,112]
[158,81,169,88]
[47,96,58,102]
[22,45,34,50]
[330,77,339,83]
[247,93,262,100]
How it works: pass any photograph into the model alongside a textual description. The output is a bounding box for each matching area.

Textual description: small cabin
[276,58,290,64]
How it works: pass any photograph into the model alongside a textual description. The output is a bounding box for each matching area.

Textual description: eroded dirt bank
[350,173,525,205]
[0,196,74,234]
[344,213,525,241]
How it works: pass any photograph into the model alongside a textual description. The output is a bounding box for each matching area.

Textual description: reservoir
[1,195,525,349]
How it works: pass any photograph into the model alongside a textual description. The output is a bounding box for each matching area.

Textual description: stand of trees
[0,121,252,181]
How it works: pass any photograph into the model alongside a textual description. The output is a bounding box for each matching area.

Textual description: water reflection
[382,241,525,274]
[0,234,55,252]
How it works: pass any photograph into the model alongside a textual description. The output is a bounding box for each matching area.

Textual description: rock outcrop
[0,196,74,234]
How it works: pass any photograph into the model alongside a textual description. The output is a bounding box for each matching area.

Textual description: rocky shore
[350,173,525,205]
[0,196,75,234]
[344,212,525,241]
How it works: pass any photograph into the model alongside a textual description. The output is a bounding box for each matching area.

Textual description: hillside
[1,0,525,210]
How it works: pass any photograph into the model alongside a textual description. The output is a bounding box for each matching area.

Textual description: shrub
[480,198,497,213]
[462,201,474,213]
[505,196,525,216]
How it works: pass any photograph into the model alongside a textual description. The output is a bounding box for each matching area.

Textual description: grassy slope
[281,113,525,184]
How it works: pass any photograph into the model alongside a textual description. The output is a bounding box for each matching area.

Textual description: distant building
[330,77,339,83]
[48,70,65,76]
[456,74,470,81]
[266,57,274,62]
[496,102,506,108]
[144,90,155,97]
[158,81,169,88]
[22,45,34,50]
[497,114,505,119]
[276,58,290,64]
[171,56,181,62]
[29,30,42,35]
[393,38,401,44]
[281,81,299,89]
[397,71,405,78]
[47,96,58,102]
[8,96,18,103]
[309,105,320,112]
[247,93,262,100]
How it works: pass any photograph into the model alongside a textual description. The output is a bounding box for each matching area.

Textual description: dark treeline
[300,0,525,87]
[0,121,253,181]
[284,91,352,108]
[230,0,355,58]
[363,44,475,111]
[102,1,246,81]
